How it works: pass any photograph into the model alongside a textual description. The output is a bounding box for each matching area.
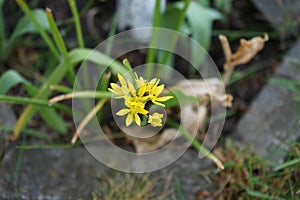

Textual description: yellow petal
[155,96,173,102]
[152,100,165,107]
[138,85,147,97]
[155,85,164,95]
[148,112,163,127]
[137,108,149,115]
[153,112,163,118]
[134,113,141,126]
[116,109,130,116]
[127,81,136,95]
[126,113,133,126]
[109,83,122,93]
[118,73,127,87]
[149,78,158,84]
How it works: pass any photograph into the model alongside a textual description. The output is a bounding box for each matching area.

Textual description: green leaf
[0,70,32,95]
[39,107,67,134]
[184,1,222,50]
[10,9,50,39]
[46,8,75,84]
[214,0,232,14]
[197,0,209,7]
[247,190,285,200]
[14,48,126,139]
[0,0,5,50]
[0,70,67,135]
[160,6,182,30]
[68,0,84,48]
[178,1,222,73]
[16,0,60,60]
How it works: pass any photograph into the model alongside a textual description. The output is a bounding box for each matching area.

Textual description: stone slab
[0,103,16,160]
[0,146,105,200]
[251,0,300,37]
[231,40,300,163]
[0,144,215,199]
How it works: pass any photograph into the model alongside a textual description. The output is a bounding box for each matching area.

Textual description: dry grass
[213,140,300,200]
[91,172,172,200]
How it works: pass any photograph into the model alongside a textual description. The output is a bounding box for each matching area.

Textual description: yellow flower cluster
[109,73,173,127]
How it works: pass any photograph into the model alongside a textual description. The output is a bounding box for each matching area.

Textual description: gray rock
[0,103,16,160]
[155,150,216,200]
[116,0,166,41]
[0,144,216,199]
[251,0,300,37]
[0,147,106,200]
[231,39,300,164]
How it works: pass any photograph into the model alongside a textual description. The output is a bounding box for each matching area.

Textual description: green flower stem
[167,119,224,170]
[16,0,60,61]
[97,73,112,123]
[122,58,136,82]
[46,8,76,84]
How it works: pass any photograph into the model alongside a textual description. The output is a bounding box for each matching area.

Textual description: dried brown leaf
[220,34,268,85]
[229,34,269,68]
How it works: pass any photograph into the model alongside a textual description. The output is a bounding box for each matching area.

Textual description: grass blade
[0,0,5,52]
[0,70,31,95]
[46,8,75,83]
[39,107,67,134]
[16,0,60,61]
[274,158,300,171]
[13,48,126,139]
[145,0,162,78]
[68,0,84,48]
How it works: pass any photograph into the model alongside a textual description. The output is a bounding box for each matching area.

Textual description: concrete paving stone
[231,39,300,164]
[251,0,300,36]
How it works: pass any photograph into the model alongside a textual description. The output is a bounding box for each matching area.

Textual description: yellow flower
[147,84,173,107]
[108,74,135,98]
[135,73,147,88]
[148,112,163,127]
[108,74,127,97]
[108,67,173,127]
[116,96,148,126]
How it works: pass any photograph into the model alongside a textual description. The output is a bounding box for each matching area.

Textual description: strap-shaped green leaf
[0,70,67,135]
[13,48,126,139]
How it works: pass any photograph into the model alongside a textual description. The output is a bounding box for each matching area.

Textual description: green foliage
[149,0,223,76]
[217,140,300,199]
[8,0,128,139]
[187,2,222,49]
[0,2,51,61]
[214,0,232,15]
[10,9,49,39]
[0,70,68,135]
[0,70,32,95]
